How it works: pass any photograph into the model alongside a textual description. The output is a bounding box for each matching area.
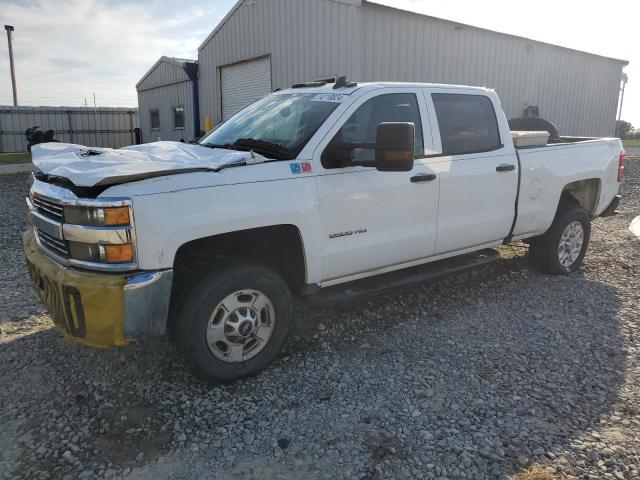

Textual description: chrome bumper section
[123,269,174,340]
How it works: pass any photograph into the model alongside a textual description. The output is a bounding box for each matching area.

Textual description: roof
[135,56,198,89]
[274,81,494,96]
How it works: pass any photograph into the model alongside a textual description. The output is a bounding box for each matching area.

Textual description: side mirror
[374,122,415,172]
[321,138,354,168]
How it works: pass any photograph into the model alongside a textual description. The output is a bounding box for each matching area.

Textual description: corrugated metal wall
[197,0,625,136]
[138,81,195,143]
[0,106,138,153]
[198,0,364,126]
[361,3,623,137]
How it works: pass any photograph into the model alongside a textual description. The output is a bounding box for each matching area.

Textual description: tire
[528,201,591,275]
[173,260,292,383]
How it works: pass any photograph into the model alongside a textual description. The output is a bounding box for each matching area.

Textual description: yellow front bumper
[23,229,172,348]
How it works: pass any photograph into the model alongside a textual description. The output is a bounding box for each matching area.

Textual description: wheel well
[171,225,306,308]
[560,179,600,216]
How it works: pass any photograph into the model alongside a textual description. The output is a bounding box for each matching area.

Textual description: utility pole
[4,25,18,106]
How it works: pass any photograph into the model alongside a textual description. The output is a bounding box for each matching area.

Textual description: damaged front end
[30,141,263,190]
[24,174,173,347]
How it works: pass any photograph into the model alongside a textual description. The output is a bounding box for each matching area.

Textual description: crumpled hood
[31,141,263,187]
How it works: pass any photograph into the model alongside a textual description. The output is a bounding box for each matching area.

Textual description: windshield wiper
[231,138,294,160]
[200,143,235,150]
[200,138,293,160]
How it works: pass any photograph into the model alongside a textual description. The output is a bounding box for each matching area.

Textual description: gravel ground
[1,150,639,480]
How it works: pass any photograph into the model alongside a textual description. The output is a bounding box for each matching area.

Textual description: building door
[220,56,272,121]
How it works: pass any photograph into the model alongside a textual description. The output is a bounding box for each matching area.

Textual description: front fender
[129,176,322,283]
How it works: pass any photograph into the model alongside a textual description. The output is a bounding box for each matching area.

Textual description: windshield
[199,93,342,160]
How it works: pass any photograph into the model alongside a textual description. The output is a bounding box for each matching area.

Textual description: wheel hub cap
[557,221,584,267]
[206,290,275,363]
[238,320,254,337]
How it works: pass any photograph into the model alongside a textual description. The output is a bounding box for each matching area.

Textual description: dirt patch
[510,465,563,479]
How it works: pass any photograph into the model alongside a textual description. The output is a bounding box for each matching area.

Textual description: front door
[314,89,440,284]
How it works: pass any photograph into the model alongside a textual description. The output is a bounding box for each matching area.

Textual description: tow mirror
[374,122,415,172]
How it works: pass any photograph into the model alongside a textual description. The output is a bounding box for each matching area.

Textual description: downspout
[183,62,200,141]
[617,72,628,124]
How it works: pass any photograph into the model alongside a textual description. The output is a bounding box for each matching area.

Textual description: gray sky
[1,0,636,127]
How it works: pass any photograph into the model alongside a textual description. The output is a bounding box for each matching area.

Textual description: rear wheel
[174,260,292,383]
[528,201,591,275]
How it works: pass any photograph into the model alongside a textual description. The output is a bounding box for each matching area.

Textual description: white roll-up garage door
[221,56,272,121]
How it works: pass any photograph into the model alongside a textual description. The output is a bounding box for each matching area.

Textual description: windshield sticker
[310,93,346,103]
[290,162,313,174]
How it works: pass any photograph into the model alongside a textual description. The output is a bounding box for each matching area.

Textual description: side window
[173,106,184,129]
[322,93,424,169]
[150,109,160,130]
[431,93,501,156]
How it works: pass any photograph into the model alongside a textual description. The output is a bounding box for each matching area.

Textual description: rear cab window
[431,93,502,155]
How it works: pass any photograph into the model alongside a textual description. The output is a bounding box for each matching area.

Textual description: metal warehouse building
[138,0,627,141]
[136,56,199,143]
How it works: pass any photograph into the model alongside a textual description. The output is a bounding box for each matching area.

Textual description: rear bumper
[23,229,172,348]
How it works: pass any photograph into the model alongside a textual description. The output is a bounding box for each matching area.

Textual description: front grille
[32,194,64,221]
[37,229,70,258]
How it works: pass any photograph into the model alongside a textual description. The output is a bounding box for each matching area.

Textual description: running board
[307,249,500,305]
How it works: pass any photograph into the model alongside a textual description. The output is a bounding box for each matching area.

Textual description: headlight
[62,204,136,267]
[64,205,130,226]
[28,179,137,271]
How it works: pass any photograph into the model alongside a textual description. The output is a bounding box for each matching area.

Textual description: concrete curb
[0,163,36,175]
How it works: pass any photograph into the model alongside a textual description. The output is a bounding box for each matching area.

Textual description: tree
[615,120,634,139]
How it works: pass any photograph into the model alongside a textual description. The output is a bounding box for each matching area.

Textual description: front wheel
[173,260,292,383]
[528,201,591,275]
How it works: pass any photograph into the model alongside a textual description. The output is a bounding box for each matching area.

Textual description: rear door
[423,89,518,254]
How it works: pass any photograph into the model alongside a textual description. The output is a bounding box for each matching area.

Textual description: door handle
[410,173,437,183]
[496,164,516,172]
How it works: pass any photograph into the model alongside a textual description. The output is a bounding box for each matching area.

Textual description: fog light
[68,241,102,262]
[103,244,134,263]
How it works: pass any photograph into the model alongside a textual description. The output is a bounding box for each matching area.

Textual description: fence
[0,106,139,153]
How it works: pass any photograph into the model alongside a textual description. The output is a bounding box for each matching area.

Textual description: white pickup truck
[24,80,625,382]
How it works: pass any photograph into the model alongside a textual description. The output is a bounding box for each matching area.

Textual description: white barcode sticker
[310,93,346,103]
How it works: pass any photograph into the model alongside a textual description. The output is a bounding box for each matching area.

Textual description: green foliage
[616,120,635,139]
[0,152,31,164]
[615,120,640,140]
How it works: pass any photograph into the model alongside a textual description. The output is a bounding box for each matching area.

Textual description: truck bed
[516,135,602,148]
[511,136,622,241]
